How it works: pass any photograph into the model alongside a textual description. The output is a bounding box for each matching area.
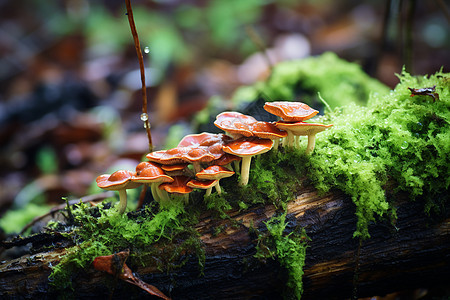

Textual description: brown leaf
[93,250,171,300]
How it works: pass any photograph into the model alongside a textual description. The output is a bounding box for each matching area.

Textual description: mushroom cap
[147,147,217,165]
[158,176,193,194]
[161,163,189,172]
[187,178,218,190]
[249,121,287,139]
[264,101,318,122]
[214,112,257,137]
[212,153,242,166]
[132,162,174,184]
[275,121,333,135]
[196,165,235,180]
[223,137,274,157]
[147,133,229,165]
[178,132,232,148]
[96,170,141,190]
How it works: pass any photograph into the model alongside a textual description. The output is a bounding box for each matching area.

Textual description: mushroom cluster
[96,101,332,213]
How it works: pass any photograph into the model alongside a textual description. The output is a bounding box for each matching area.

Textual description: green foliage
[307,69,449,238]
[255,213,309,299]
[49,200,203,290]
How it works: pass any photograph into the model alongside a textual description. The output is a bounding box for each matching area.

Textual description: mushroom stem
[273,139,280,150]
[158,188,171,207]
[205,187,212,197]
[233,160,240,174]
[294,136,300,148]
[117,189,128,215]
[239,156,252,186]
[192,162,202,174]
[306,133,317,154]
[150,183,160,202]
[284,131,294,147]
[215,182,222,194]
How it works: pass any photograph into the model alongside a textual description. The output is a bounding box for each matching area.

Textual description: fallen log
[0,185,449,299]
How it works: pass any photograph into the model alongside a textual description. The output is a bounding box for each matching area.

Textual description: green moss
[49,200,204,291]
[255,213,309,299]
[307,68,449,238]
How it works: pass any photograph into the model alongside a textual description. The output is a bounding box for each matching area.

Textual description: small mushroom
[196,165,235,194]
[214,112,257,138]
[264,101,318,122]
[187,178,218,197]
[132,162,174,202]
[96,170,142,214]
[159,175,193,204]
[275,121,333,154]
[147,147,215,174]
[222,137,273,186]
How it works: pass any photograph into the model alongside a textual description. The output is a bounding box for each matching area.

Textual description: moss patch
[307,69,449,238]
[49,200,204,291]
[255,212,309,299]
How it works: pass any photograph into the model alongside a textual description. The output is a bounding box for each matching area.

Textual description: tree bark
[0,186,449,299]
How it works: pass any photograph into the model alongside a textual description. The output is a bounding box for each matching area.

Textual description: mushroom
[178,132,232,148]
[158,175,193,204]
[275,121,333,154]
[96,170,142,214]
[187,179,218,197]
[132,162,174,202]
[196,165,235,194]
[147,133,230,174]
[222,137,274,186]
[147,147,215,174]
[263,101,318,122]
[214,112,257,138]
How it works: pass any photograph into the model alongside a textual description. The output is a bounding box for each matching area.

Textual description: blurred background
[0,0,448,233]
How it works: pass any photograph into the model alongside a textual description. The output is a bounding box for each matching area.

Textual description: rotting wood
[0,186,449,299]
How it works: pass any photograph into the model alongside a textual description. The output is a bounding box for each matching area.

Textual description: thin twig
[125,0,153,152]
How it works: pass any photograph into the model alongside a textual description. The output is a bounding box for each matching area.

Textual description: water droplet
[140,113,148,121]
[144,46,150,54]
[144,122,151,129]
[400,141,409,150]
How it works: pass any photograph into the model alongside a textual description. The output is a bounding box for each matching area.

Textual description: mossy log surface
[1,185,449,299]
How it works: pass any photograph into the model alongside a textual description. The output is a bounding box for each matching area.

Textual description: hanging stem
[125,0,153,152]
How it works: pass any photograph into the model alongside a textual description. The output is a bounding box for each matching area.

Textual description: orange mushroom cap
[178,132,232,148]
[187,178,218,190]
[212,153,241,166]
[158,176,193,194]
[147,147,216,165]
[161,163,189,172]
[249,121,287,140]
[196,165,234,180]
[132,162,173,183]
[223,137,274,157]
[96,170,141,190]
[264,101,318,122]
[214,112,257,137]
